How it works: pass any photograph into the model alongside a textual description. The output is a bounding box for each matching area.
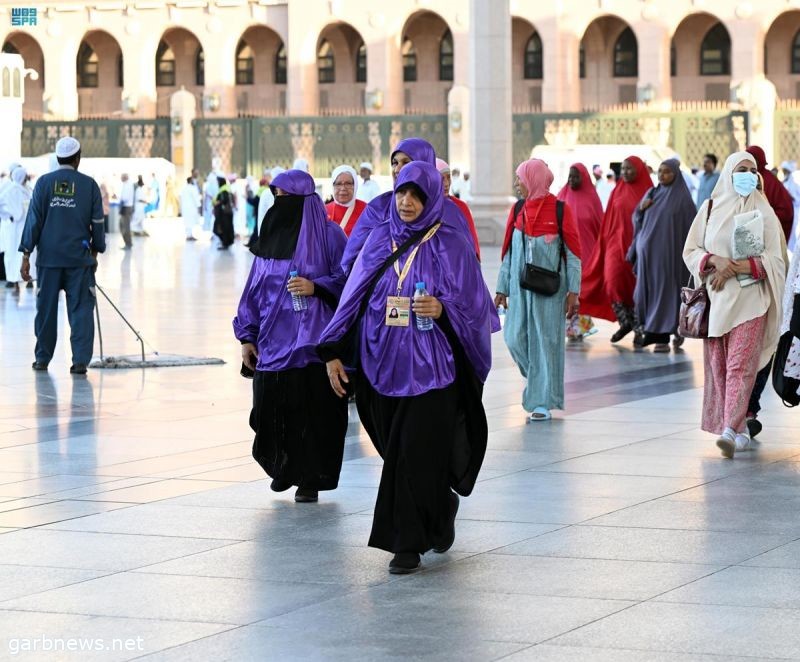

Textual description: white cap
[55,136,81,159]
[359,162,372,172]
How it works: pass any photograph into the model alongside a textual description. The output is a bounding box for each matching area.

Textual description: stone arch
[580,15,638,108]
[76,30,123,116]
[316,22,367,112]
[671,12,731,102]
[400,10,453,113]
[511,17,543,110]
[155,27,203,116]
[1,32,44,115]
[235,25,286,114]
[765,10,800,100]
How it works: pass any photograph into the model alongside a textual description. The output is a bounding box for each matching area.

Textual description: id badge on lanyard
[386,223,441,328]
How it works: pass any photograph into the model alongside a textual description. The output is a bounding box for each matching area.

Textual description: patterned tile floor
[1,220,799,661]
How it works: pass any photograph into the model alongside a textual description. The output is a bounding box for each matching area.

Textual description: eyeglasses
[333,182,354,188]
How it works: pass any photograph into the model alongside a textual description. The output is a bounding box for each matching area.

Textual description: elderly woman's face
[514,175,528,198]
[658,163,676,186]
[395,187,424,223]
[441,171,451,196]
[567,167,581,190]
[621,159,637,183]
[332,172,354,205]
[391,151,412,183]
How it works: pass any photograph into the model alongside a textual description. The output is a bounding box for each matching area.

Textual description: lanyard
[391,223,441,295]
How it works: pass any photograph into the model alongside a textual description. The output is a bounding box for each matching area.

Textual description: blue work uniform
[19,165,105,367]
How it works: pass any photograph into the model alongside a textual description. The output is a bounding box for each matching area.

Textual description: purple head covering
[390,161,445,243]
[341,138,475,274]
[392,137,436,165]
[234,169,347,372]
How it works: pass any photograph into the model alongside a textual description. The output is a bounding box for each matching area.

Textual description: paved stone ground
[1,220,800,661]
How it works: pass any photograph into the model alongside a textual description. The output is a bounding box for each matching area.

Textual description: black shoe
[389,552,421,574]
[294,487,318,503]
[270,477,293,493]
[31,361,48,371]
[610,324,632,343]
[70,364,87,375]
[433,493,459,553]
[26,281,33,289]
[747,418,763,438]
[5,282,15,289]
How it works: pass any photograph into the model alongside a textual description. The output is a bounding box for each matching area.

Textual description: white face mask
[732,171,758,197]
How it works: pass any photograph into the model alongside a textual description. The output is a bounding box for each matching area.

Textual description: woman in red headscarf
[558,163,603,340]
[495,159,582,422]
[746,145,794,241]
[580,156,653,343]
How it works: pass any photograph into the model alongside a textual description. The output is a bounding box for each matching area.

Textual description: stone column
[468,0,513,245]
[635,20,671,111]
[42,33,79,119]
[286,0,319,115]
[366,33,403,116]
[120,31,157,118]
[170,89,197,183]
[540,17,580,112]
[447,27,470,170]
[730,18,775,161]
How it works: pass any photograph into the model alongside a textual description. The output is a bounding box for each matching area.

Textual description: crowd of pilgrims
[229,134,800,573]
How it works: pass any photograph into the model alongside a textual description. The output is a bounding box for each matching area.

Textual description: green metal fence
[192,115,448,178]
[774,106,800,166]
[21,119,172,159]
[512,109,749,169]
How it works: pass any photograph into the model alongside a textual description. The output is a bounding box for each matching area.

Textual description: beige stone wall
[1,0,800,120]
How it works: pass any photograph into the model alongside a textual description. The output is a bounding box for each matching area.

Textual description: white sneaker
[715,429,736,459]
[734,433,753,452]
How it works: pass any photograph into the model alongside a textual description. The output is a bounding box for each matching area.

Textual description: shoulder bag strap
[508,198,525,258]
[556,200,567,272]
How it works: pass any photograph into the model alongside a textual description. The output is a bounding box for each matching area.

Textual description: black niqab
[250,194,307,259]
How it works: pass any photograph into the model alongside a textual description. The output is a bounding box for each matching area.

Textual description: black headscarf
[250,193,306,259]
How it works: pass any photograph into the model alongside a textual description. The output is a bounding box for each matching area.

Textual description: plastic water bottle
[289,270,307,312]
[414,281,433,331]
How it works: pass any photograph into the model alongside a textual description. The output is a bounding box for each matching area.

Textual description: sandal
[528,407,552,422]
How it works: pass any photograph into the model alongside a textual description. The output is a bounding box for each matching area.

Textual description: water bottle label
[384,295,411,327]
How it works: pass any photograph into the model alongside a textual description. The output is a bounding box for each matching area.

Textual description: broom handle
[95,284,146,363]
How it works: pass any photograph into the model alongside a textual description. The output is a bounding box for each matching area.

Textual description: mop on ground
[89,283,225,370]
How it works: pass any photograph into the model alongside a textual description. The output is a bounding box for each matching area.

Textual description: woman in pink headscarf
[558,163,603,340]
[495,159,582,421]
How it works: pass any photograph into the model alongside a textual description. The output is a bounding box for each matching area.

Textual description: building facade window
[77,42,99,88]
[195,47,204,86]
[524,32,543,80]
[700,23,731,76]
[318,40,335,83]
[579,43,585,79]
[439,29,454,81]
[275,43,287,84]
[402,38,417,82]
[670,43,676,77]
[236,40,254,85]
[2,42,19,54]
[356,42,367,83]
[117,53,124,87]
[156,40,175,87]
[613,27,637,77]
[791,30,800,74]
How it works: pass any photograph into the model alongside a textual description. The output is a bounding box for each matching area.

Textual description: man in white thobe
[180,177,201,241]
[356,162,381,203]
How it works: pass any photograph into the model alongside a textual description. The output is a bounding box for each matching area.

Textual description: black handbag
[515,199,566,297]
[772,331,800,407]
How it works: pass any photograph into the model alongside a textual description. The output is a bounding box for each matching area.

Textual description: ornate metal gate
[21,120,172,159]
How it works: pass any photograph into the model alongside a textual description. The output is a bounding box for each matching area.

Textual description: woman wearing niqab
[627,158,696,352]
[557,162,602,340]
[581,156,652,342]
[318,161,496,574]
[496,159,582,421]
[233,169,349,502]
[683,152,785,458]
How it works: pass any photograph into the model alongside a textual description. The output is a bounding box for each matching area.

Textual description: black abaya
[250,363,348,490]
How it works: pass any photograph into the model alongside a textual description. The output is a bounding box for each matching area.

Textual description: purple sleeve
[313,224,348,303]
[341,193,390,275]
[232,258,264,344]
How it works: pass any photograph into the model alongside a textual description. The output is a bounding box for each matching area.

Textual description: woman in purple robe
[318,161,496,574]
[627,158,696,352]
[233,169,348,503]
[341,137,476,275]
